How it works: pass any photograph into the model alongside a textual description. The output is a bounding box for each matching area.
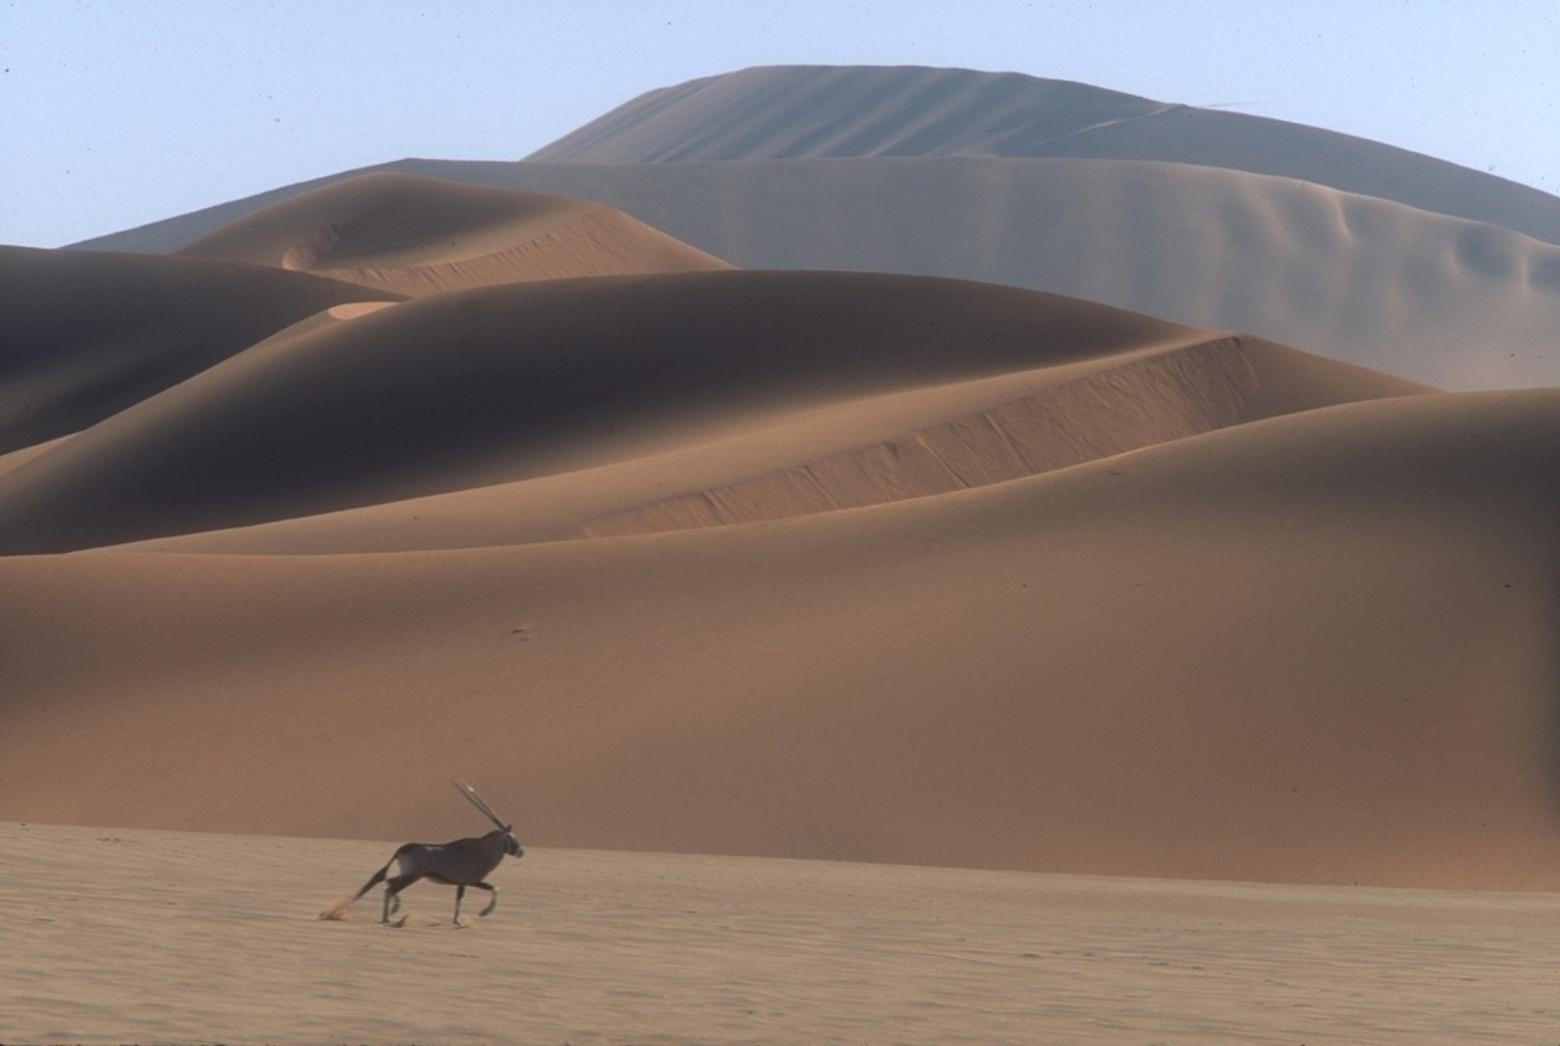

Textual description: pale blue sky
[4,0,1557,247]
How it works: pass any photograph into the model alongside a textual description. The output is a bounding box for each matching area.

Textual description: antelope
[351,780,524,925]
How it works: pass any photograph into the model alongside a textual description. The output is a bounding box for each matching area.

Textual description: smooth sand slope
[0,245,397,453]
[2,390,1555,889]
[469,156,1560,390]
[177,171,728,294]
[6,824,1558,1046]
[70,156,1560,388]
[134,332,1427,554]
[526,65,1560,246]
[0,270,1248,553]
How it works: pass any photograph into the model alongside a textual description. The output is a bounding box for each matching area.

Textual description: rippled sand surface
[4,823,1557,1045]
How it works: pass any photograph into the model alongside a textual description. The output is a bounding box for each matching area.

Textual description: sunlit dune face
[325,301,397,321]
[182,172,730,295]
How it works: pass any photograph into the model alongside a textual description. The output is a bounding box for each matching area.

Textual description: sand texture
[178,171,728,295]
[524,64,1560,246]
[4,823,1559,1045]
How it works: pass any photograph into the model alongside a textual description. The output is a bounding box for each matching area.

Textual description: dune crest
[176,171,728,294]
[0,270,1221,553]
[111,333,1425,555]
[525,64,1560,245]
[0,245,397,453]
[69,156,1560,388]
[0,391,1555,889]
[325,301,397,320]
[579,335,1430,537]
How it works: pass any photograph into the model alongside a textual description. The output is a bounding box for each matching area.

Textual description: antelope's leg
[383,874,419,923]
[471,881,498,917]
[453,884,467,925]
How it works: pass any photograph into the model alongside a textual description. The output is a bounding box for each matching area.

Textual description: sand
[0,244,398,452]
[177,171,728,295]
[64,67,1560,391]
[0,244,1551,891]
[525,65,1560,247]
[0,270,1232,551]
[4,823,1557,1045]
[65,69,1560,391]
[7,63,1560,1041]
[68,155,1560,389]
[2,387,1555,888]
[119,331,1426,554]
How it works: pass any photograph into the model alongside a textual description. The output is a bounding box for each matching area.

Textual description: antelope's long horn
[452,779,509,830]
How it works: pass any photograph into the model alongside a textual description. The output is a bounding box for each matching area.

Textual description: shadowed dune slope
[526,65,1560,245]
[176,171,728,295]
[0,434,70,479]
[70,157,1560,389]
[1,390,1555,889]
[0,271,1226,553]
[0,246,398,453]
[133,335,1428,554]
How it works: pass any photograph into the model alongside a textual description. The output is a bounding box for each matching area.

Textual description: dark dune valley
[4,61,1560,1045]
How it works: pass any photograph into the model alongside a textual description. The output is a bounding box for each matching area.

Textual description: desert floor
[3,823,1557,1045]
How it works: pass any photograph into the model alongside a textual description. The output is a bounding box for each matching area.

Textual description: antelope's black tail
[352,846,407,902]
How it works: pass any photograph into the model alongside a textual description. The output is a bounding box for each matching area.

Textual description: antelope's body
[351,781,524,924]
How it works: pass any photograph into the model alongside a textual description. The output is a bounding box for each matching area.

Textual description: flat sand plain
[3,823,1557,1045]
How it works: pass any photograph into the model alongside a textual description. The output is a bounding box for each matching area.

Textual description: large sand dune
[65,65,1560,390]
[2,388,1554,889]
[0,270,1250,553]
[177,171,727,295]
[473,156,1560,390]
[1,244,1550,890]
[69,156,1560,389]
[526,65,1560,246]
[131,332,1426,555]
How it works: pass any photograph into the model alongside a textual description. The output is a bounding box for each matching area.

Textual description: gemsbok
[351,780,524,925]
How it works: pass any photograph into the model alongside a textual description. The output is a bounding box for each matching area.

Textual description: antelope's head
[454,779,525,859]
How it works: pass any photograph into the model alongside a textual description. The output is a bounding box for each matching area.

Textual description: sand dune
[62,66,1560,391]
[0,270,1229,553]
[526,65,1560,246]
[0,433,70,478]
[5,823,1558,1045]
[132,333,1427,554]
[69,156,1560,389]
[0,245,396,453]
[575,335,1426,537]
[177,171,727,294]
[1,390,1554,889]
[423,157,1560,390]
